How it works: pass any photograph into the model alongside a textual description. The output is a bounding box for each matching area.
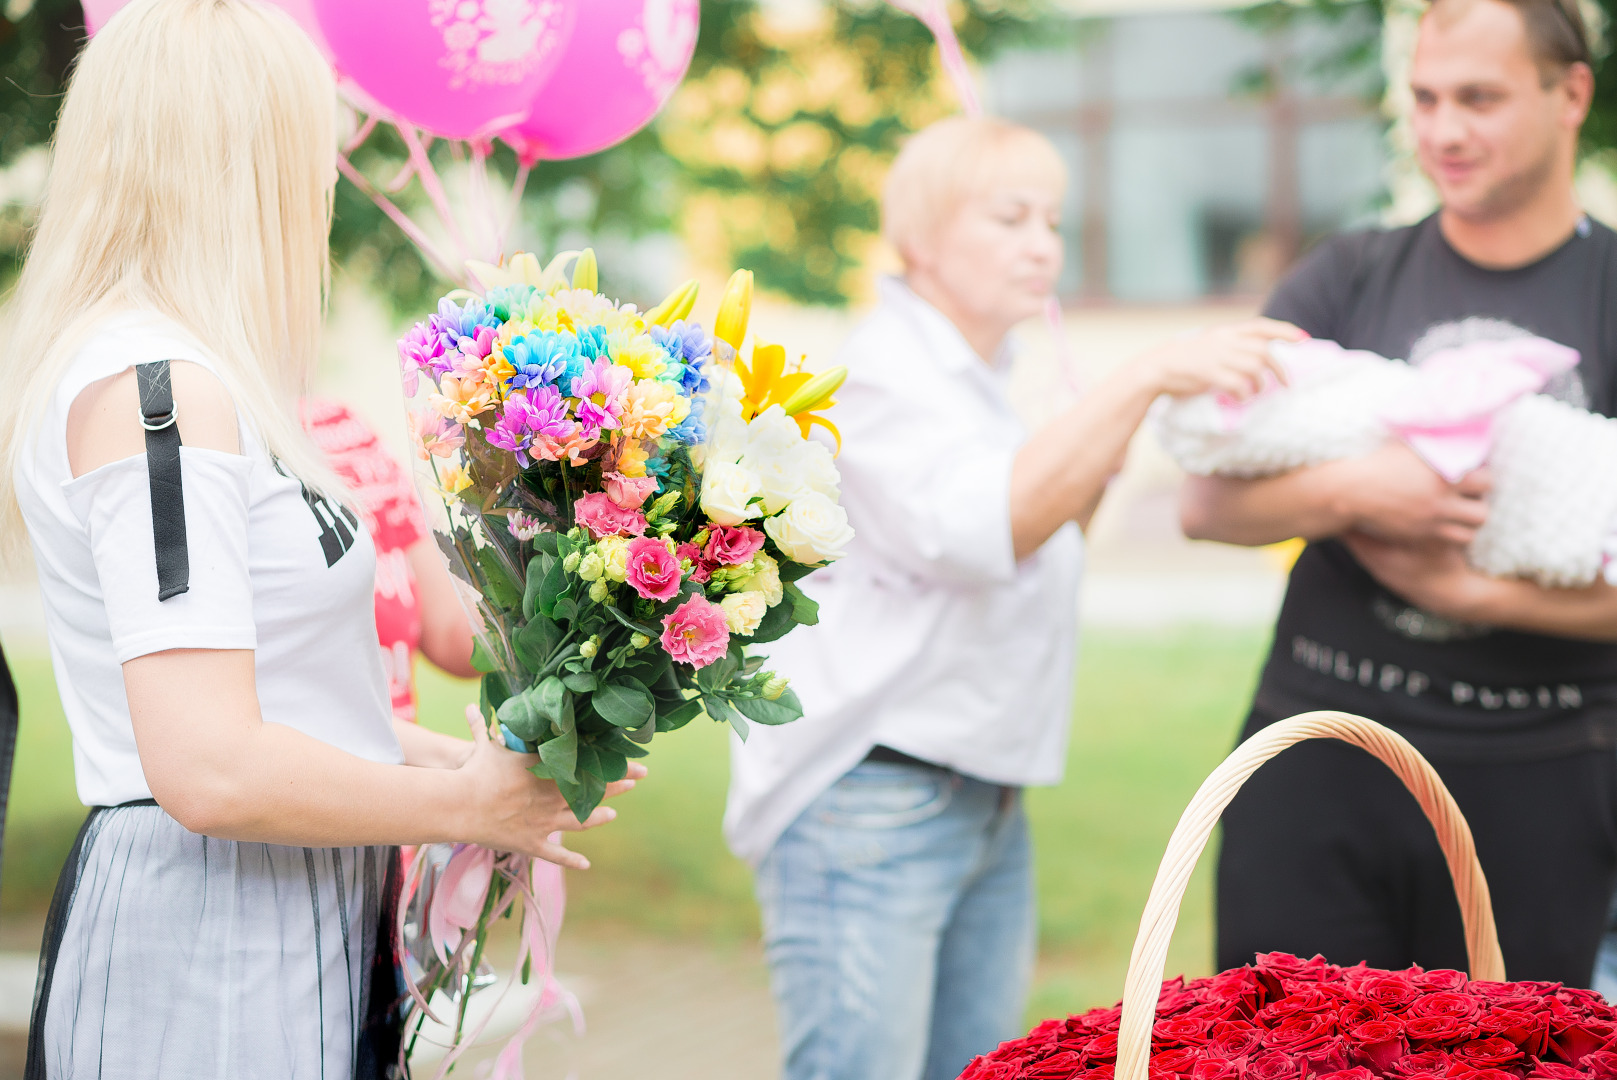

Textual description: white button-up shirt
[723,277,1085,865]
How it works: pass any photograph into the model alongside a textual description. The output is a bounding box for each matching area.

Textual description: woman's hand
[1131,317,1305,400]
[454,705,644,869]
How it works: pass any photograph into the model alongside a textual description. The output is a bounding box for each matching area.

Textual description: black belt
[864,744,944,769]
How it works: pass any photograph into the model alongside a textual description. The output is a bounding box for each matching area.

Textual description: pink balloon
[314,0,578,141]
[84,0,331,56]
[502,0,698,163]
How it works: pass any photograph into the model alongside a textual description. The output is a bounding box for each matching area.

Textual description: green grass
[1,627,1270,1021]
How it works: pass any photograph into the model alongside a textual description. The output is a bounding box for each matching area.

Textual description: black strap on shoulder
[0,637,16,906]
[135,361,189,601]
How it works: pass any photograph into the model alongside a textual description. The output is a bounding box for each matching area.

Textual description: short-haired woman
[725,116,1303,1080]
[0,1,637,1074]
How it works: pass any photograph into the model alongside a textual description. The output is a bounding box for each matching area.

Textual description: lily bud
[782,365,848,417]
[572,248,599,292]
[646,279,700,326]
[714,269,754,351]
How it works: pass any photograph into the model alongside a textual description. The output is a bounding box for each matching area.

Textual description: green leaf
[513,615,564,672]
[480,671,515,720]
[533,728,579,785]
[593,746,629,783]
[655,696,705,732]
[704,696,748,741]
[470,638,499,674]
[695,653,739,695]
[497,686,545,743]
[592,678,654,728]
[745,598,797,644]
[553,597,579,623]
[533,531,560,557]
[778,560,817,583]
[600,729,651,757]
[522,554,552,621]
[785,582,819,626]
[730,689,803,727]
[562,671,598,693]
[477,544,524,611]
[617,648,671,688]
[606,604,661,638]
[538,555,570,618]
[537,676,573,735]
[555,768,606,823]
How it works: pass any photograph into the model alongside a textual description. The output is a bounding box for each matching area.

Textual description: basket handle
[1114,711,1504,1080]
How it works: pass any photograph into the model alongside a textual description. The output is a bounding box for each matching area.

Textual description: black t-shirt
[1255,212,1617,761]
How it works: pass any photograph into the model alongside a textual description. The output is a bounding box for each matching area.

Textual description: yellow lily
[734,346,845,453]
[645,279,700,326]
[781,365,847,451]
[713,269,753,352]
[464,251,546,291]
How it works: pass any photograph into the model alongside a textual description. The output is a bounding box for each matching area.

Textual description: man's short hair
[882,116,1068,266]
[1430,0,1594,82]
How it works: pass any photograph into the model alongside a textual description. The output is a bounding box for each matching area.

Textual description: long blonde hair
[0,0,340,556]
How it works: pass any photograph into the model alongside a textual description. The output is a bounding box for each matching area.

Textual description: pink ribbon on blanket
[1379,337,1580,482]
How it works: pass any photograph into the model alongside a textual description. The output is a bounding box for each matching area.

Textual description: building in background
[986,0,1387,303]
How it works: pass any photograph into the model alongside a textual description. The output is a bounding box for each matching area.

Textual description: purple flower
[653,320,713,364]
[397,322,446,394]
[485,387,577,468]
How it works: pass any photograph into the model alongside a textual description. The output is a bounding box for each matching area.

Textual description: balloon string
[336,154,462,285]
[396,121,470,265]
[468,141,503,263]
[921,4,982,116]
[503,161,533,257]
[343,114,379,156]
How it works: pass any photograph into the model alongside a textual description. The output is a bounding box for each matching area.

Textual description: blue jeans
[754,759,1036,1080]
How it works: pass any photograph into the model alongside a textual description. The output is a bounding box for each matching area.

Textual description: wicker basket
[960,712,1617,1080]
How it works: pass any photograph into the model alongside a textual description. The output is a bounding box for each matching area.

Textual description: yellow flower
[617,379,691,440]
[713,269,753,352]
[435,462,473,498]
[610,330,667,379]
[733,346,844,450]
[595,535,631,582]
[611,438,651,478]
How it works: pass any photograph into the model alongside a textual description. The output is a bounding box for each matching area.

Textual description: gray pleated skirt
[25,802,403,1080]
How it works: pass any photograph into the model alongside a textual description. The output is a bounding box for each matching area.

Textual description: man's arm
[1180,443,1493,548]
[1343,534,1617,642]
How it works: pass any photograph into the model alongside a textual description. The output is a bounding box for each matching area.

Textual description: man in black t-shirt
[1182,0,1617,985]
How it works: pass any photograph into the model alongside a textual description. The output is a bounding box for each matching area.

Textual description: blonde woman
[725,117,1303,1080]
[0,1,637,1075]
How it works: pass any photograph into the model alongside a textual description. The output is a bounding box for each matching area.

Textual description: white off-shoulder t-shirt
[14,311,403,808]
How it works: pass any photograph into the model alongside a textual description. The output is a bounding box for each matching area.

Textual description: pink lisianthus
[606,472,660,510]
[676,542,713,584]
[660,595,731,669]
[624,537,683,601]
[412,408,465,460]
[574,492,647,539]
[704,524,766,566]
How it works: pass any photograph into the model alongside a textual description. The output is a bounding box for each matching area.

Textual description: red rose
[1348,1018,1407,1071]
[1156,989,1201,1017]
[1524,1064,1593,1079]
[1478,1006,1552,1057]
[1080,1068,1115,1080]
[1081,1032,1119,1066]
[1407,990,1481,1023]
[1449,1069,1524,1080]
[1205,1020,1262,1060]
[1189,1059,1241,1080]
[1412,969,1469,992]
[1315,1070,1376,1080]
[1358,973,1420,1011]
[1387,1050,1453,1078]
[1298,1036,1353,1074]
[1021,1050,1084,1079]
[1336,1001,1388,1029]
[1245,1050,1303,1080]
[1148,1046,1199,1074]
[1403,1013,1478,1046]
[1454,1037,1526,1068]
[1261,1012,1337,1055]
[958,1058,1020,1080]
[1152,1017,1210,1047]
[1553,1020,1615,1064]
[1576,1049,1617,1075]
[1203,968,1270,1018]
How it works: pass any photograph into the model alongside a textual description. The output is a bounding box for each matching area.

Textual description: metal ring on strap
[139,404,178,432]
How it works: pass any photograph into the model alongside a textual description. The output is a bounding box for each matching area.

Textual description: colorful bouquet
[964,952,1617,1080]
[393,249,853,1071]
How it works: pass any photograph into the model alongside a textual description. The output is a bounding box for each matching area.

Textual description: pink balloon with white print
[314,0,579,141]
[501,0,699,163]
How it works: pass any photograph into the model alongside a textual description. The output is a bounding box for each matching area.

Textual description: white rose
[764,492,854,564]
[797,438,841,500]
[737,551,783,606]
[720,590,770,636]
[700,461,762,526]
[740,405,834,514]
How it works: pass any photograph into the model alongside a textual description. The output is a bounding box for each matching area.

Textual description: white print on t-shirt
[1291,634,1584,710]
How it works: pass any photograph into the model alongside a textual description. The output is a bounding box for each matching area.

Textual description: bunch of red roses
[961,952,1617,1080]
